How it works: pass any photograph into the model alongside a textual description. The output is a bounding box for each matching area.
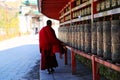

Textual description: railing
[64,45,120,80]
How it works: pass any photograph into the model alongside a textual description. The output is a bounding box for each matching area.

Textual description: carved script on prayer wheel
[97,21,103,57]
[78,24,81,50]
[91,22,97,54]
[103,21,111,60]
[84,23,91,53]
[111,20,120,63]
[81,24,85,51]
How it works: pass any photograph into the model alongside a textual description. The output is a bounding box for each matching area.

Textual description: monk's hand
[63,46,67,53]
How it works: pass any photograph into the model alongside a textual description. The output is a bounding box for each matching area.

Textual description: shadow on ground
[23,60,40,80]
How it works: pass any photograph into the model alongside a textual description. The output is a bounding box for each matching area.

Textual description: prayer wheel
[81,23,85,51]
[66,26,68,43]
[64,27,66,42]
[61,27,64,42]
[70,25,72,46]
[111,0,117,9]
[76,24,79,49]
[61,27,62,41]
[84,23,91,53]
[59,27,61,41]
[69,25,72,46]
[76,0,82,6]
[97,21,103,57]
[74,24,78,49]
[65,27,67,43]
[76,24,80,49]
[67,26,69,45]
[74,25,76,48]
[111,20,120,63]
[91,22,97,54]
[118,0,120,6]
[62,27,64,42]
[67,26,69,44]
[72,25,75,47]
[65,26,67,44]
[71,25,74,47]
[69,26,71,46]
[97,3,100,12]
[103,21,111,60]
[78,24,81,50]
[105,0,111,10]
[58,27,60,40]
[100,1,105,12]
[82,0,88,3]
[62,26,65,42]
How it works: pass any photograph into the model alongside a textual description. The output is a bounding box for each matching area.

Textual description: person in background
[35,27,38,34]
[39,20,66,74]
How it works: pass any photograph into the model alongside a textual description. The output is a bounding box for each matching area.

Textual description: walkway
[40,51,93,80]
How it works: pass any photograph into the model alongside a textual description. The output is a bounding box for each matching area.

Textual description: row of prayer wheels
[58,17,120,63]
[97,0,120,12]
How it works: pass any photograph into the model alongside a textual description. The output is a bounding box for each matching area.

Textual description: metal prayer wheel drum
[118,0,120,6]
[103,21,111,60]
[72,25,75,47]
[68,26,70,46]
[70,25,73,46]
[76,24,79,49]
[78,24,81,50]
[111,0,117,9]
[73,25,76,48]
[77,24,81,50]
[70,25,72,46]
[97,21,103,57]
[81,24,85,51]
[111,20,120,63]
[75,25,78,49]
[74,25,78,49]
[65,27,68,44]
[91,22,97,54]
[70,26,72,46]
[68,26,70,45]
[84,23,91,53]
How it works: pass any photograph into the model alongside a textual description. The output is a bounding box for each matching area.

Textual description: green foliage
[75,54,92,69]
[0,8,19,40]
[99,65,120,80]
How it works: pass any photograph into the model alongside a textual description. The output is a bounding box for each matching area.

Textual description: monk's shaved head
[47,20,52,26]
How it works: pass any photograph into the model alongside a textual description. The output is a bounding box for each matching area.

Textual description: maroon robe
[39,26,63,70]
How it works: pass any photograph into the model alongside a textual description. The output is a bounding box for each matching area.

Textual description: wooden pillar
[92,55,100,80]
[71,50,76,74]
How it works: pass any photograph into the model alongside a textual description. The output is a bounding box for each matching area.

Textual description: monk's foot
[51,68,55,73]
[47,69,51,74]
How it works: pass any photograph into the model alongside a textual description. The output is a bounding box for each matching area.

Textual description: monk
[39,20,65,74]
